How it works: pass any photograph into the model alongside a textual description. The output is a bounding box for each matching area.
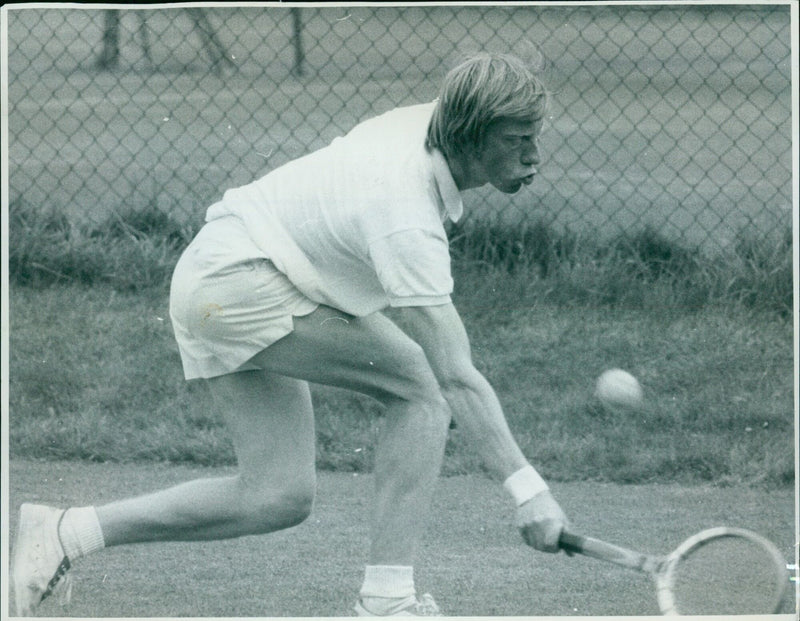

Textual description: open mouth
[521,174,535,185]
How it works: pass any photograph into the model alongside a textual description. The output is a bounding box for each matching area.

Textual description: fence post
[291,7,305,77]
[187,8,235,75]
[97,9,120,69]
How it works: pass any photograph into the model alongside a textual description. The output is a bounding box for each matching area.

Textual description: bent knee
[239,475,316,532]
[275,485,315,527]
[382,343,447,406]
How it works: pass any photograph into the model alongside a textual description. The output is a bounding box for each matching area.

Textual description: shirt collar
[431,148,463,223]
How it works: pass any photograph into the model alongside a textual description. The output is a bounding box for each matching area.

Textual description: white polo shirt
[204,101,463,317]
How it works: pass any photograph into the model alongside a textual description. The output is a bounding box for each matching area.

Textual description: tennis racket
[559,526,789,616]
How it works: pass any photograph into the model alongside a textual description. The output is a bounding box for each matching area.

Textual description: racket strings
[668,535,785,615]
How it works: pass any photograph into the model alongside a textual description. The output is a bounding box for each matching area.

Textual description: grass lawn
[6,460,796,617]
[8,279,794,488]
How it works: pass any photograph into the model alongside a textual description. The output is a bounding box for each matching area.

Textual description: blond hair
[426,51,549,159]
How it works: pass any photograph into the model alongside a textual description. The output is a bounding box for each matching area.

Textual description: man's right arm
[389,301,570,552]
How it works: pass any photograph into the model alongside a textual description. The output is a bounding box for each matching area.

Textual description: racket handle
[558,530,656,572]
[559,530,586,554]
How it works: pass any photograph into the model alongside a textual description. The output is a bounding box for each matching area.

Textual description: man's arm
[389,302,569,552]
[389,302,527,479]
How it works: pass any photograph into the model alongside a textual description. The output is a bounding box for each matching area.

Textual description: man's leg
[13,371,316,615]
[104,304,450,580]
[96,371,317,544]
[247,306,451,566]
[97,304,451,603]
[246,306,451,615]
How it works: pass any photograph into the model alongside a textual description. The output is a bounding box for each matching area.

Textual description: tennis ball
[595,369,643,409]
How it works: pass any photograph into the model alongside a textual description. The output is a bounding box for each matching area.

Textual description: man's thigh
[207,371,316,483]
[246,305,439,403]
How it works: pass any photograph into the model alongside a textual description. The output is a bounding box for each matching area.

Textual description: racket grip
[559,530,586,554]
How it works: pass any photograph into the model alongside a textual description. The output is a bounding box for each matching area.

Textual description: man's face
[476,116,543,194]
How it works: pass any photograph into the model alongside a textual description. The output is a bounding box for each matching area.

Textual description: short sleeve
[368,229,453,307]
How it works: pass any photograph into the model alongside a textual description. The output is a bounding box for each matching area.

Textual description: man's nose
[521,143,540,166]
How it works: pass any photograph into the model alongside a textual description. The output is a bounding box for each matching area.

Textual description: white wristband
[503,465,549,506]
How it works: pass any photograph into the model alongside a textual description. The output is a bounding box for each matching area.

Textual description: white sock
[359,565,415,599]
[58,506,105,561]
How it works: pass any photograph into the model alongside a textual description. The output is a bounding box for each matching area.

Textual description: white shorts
[169,218,319,380]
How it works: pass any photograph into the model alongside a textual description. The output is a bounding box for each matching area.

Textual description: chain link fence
[6,4,793,252]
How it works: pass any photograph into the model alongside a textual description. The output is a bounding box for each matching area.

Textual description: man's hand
[516,490,569,553]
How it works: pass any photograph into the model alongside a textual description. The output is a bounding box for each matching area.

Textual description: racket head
[656,526,788,616]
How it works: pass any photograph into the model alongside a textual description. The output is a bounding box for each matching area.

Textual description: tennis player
[12,50,569,617]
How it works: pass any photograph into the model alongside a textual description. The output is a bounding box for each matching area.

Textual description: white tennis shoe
[354,593,441,616]
[12,503,73,616]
